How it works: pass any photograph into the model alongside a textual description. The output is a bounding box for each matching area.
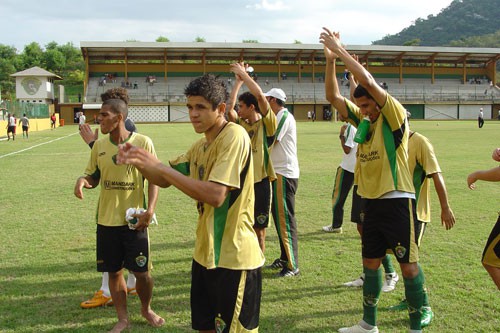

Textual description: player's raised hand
[320,28,343,53]
[117,142,159,170]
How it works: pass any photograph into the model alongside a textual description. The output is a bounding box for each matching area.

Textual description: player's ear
[217,102,226,116]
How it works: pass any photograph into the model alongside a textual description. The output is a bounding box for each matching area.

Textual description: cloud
[246,0,290,11]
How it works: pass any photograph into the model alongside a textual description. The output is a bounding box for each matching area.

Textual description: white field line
[0,132,78,159]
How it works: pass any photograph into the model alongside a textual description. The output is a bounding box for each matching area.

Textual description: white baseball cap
[264,88,287,102]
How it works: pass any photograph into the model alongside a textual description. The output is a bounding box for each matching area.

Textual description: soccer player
[322,121,361,234]
[116,74,264,332]
[227,62,277,253]
[264,87,301,278]
[385,130,456,326]
[74,98,163,332]
[19,114,29,139]
[467,148,500,290]
[79,87,139,309]
[320,28,428,333]
[6,113,16,141]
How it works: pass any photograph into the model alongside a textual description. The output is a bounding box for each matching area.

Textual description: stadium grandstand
[57,42,500,124]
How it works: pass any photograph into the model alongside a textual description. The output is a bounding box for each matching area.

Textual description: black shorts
[22,126,28,131]
[254,178,271,229]
[7,126,15,134]
[362,198,419,263]
[191,260,261,332]
[482,215,500,268]
[96,224,150,273]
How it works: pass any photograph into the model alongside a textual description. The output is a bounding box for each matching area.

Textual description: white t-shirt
[270,108,300,179]
[79,114,86,125]
[8,116,16,127]
[339,123,358,173]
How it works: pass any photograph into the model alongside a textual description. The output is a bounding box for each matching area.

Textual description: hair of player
[184,74,229,110]
[353,84,374,100]
[101,87,130,105]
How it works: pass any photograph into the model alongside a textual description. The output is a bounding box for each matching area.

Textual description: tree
[156,36,170,42]
[403,38,421,46]
[44,49,66,73]
[20,42,44,68]
[194,36,206,42]
[294,40,302,44]
[242,39,259,43]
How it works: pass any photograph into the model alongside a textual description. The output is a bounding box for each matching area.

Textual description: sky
[0,0,455,51]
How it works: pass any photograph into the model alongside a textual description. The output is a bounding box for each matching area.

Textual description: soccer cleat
[80,290,113,308]
[127,287,137,296]
[421,306,434,328]
[278,267,300,277]
[343,276,364,287]
[267,258,287,269]
[381,272,399,292]
[322,225,343,233]
[338,324,379,333]
[388,299,408,311]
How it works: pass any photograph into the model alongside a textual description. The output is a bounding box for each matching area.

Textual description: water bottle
[354,117,370,143]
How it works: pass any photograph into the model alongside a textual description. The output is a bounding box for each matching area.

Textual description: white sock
[126,272,136,289]
[101,272,110,297]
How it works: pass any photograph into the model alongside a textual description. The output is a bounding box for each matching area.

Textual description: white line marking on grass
[0,132,79,159]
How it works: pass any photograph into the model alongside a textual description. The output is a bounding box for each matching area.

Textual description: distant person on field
[50,113,56,129]
[467,147,500,290]
[6,113,16,141]
[478,107,484,128]
[227,62,277,253]
[116,74,264,332]
[79,111,86,129]
[74,98,163,332]
[19,113,30,139]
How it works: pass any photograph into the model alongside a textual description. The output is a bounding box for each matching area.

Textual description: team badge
[112,154,118,165]
[215,315,226,333]
[135,254,147,267]
[394,244,407,259]
[248,130,255,138]
[256,214,267,225]
[363,294,379,307]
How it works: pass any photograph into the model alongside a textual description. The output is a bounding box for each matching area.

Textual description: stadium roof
[80,41,500,66]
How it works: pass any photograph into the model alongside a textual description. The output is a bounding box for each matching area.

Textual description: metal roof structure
[80,41,500,66]
[10,66,62,79]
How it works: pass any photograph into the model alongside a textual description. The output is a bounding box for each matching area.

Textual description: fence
[0,101,50,119]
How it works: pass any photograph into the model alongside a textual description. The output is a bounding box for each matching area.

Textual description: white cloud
[246,0,290,11]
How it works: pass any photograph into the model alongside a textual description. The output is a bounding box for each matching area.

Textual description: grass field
[0,120,499,332]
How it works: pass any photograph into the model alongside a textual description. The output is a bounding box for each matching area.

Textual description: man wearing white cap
[264,87,301,277]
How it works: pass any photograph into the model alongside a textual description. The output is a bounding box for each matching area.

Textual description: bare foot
[108,319,130,333]
[141,309,165,328]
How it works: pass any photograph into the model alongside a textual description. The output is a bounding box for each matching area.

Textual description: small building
[10,66,62,104]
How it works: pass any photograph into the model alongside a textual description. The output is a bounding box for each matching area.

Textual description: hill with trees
[373,0,500,47]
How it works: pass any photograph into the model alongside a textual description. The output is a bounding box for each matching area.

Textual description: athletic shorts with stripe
[96,224,151,273]
[482,215,500,268]
[362,198,419,263]
[191,260,262,332]
[254,177,271,229]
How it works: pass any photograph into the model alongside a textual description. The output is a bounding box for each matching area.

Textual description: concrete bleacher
[85,75,500,105]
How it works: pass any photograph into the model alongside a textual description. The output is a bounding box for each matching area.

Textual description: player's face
[237,101,253,120]
[355,96,380,122]
[98,105,121,134]
[187,96,221,134]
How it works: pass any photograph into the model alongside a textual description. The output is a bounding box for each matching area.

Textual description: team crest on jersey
[248,129,255,138]
[394,244,407,259]
[215,315,226,333]
[256,214,267,225]
[135,254,147,267]
[198,165,205,180]
[112,154,118,165]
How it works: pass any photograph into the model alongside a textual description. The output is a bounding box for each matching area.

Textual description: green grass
[0,120,499,332]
